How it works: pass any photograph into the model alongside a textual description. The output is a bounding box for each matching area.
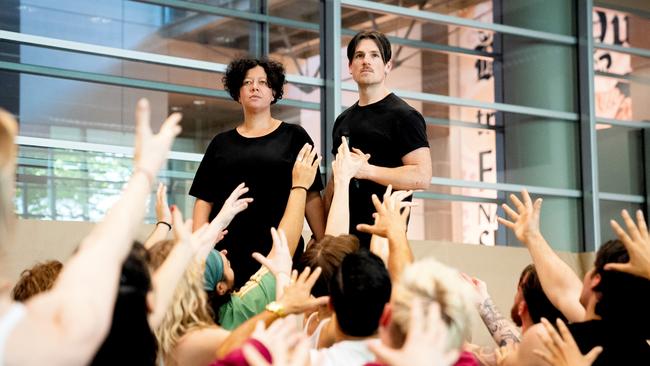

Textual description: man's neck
[333,318,375,343]
[358,84,390,106]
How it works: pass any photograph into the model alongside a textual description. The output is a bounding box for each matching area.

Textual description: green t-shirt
[218,267,276,330]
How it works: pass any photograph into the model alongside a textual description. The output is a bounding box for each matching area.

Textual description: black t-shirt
[190,122,323,289]
[332,93,429,247]
[568,319,650,366]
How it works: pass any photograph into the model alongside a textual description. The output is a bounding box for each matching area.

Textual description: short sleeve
[218,268,276,330]
[395,109,429,158]
[189,138,218,202]
[290,125,324,192]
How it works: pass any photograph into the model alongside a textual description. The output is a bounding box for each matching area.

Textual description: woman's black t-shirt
[190,122,323,289]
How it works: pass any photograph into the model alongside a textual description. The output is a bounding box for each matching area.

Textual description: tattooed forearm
[478,298,522,346]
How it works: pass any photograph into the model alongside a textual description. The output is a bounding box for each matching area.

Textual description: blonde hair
[389,257,475,352]
[149,240,215,364]
[0,109,17,249]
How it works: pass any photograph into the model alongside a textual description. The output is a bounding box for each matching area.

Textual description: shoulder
[280,122,315,145]
[205,129,238,150]
[175,326,231,366]
[387,95,424,121]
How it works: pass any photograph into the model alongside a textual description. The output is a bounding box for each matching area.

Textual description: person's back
[566,240,650,366]
[568,319,650,366]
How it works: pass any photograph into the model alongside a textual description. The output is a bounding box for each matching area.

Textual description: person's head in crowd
[346,30,393,87]
[203,248,235,322]
[510,264,566,331]
[581,239,650,333]
[0,109,18,245]
[296,234,359,298]
[380,258,474,355]
[149,239,215,361]
[90,242,157,366]
[223,58,286,108]
[12,260,63,302]
[329,249,391,337]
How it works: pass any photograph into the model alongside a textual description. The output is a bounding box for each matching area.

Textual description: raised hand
[213,183,254,229]
[534,318,602,366]
[277,267,329,315]
[155,183,172,224]
[497,189,543,244]
[332,136,368,184]
[252,228,292,278]
[292,143,321,190]
[356,185,413,239]
[607,209,650,280]
[460,273,489,306]
[242,318,310,366]
[133,98,182,182]
[171,206,226,260]
[368,299,459,366]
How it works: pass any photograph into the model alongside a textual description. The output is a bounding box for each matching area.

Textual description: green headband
[204,249,224,291]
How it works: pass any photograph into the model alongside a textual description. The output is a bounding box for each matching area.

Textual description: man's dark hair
[223,57,285,104]
[90,242,157,366]
[519,264,566,324]
[346,30,392,65]
[330,249,391,337]
[592,240,650,335]
[295,234,359,298]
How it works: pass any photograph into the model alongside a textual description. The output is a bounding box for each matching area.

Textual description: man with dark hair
[498,191,650,366]
[309,249,392,365]
[327,30,432,247]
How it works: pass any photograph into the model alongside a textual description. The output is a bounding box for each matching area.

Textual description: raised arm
[357,185,414,284]
[498,190,586,323]
[461,273,521,347]
[216,267,328,358]
[8,99,181,365]
[325,136,367,236]
[353,147,431,190]
[276,143,320,255]
[144,183,172,249]
[148,186,251,329]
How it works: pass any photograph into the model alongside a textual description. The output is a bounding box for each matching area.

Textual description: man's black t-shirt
[568,319,650,366]
[190,122,323,289]
[332,93,429,247]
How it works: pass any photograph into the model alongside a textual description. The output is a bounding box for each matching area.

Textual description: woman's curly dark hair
[223,58,286,104]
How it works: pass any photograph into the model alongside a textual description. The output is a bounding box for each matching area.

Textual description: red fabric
[454,351,479,366]
[209,338,272,366]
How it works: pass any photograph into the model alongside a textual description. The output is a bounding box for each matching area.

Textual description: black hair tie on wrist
[156,221,172,231]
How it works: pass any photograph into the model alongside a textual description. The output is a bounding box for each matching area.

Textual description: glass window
[597,125,645,195]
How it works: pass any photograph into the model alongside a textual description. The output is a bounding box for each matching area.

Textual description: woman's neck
[238,109,279,137]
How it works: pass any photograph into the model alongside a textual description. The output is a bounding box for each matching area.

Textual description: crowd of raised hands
[1,101,650,366]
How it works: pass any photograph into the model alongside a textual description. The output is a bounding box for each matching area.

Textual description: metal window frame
[578,0,601,251]
[0,60,321,110]
[341,0,577,45]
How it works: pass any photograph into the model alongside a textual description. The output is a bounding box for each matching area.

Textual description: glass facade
[1,0,648,251]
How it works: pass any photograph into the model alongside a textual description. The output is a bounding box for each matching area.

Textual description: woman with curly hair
[190,58,325,289]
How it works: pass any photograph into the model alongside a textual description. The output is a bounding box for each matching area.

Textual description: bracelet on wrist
[156,221,172,231]
[291,186,308,192]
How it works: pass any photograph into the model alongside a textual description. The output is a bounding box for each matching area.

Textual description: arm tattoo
[478,298,522,346]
